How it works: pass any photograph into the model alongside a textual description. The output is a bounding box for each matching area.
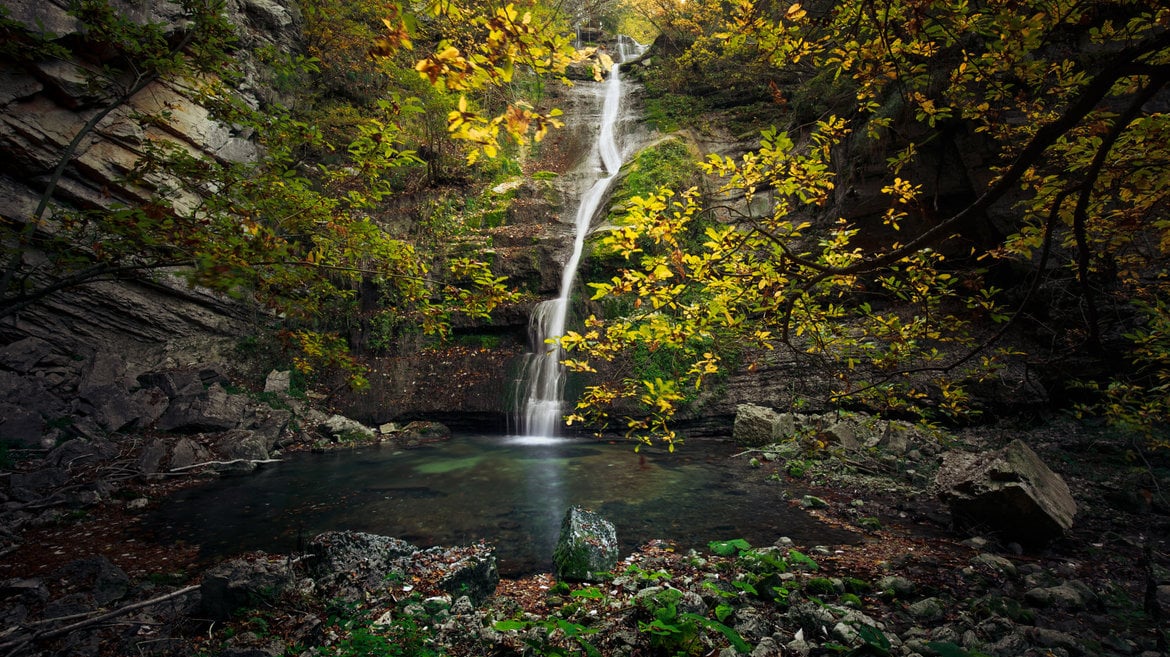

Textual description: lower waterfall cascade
[516,37,643,437]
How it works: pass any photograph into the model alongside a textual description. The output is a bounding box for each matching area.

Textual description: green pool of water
[142,435,858,576]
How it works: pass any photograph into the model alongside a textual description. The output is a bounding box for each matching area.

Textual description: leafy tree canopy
[560,0,1170,448]
[0,0,586,383]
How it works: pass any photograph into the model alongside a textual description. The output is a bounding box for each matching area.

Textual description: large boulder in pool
[306,531,418,601]
[553,506,618,582]
[935,440,1077,547]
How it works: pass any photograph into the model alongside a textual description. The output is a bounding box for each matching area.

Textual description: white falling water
[518,39,641,437]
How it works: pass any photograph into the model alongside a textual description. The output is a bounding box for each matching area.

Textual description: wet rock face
[553,505,619,582]
[935,439,1077,546]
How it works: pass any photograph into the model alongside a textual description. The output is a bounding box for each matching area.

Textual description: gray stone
[129,386,169,427]
[1024,582,1096,610]
[215,429,269,460]
[732,606,769,641]
[832,621,860,644]
[553,506,619,582]
[169,437,213,470]
[876,575,916,597]
[31,60,102,107]
[319,414,375,441]
[157,383,248,432]
[138,439,170,475]
[878,423,912,454]
[79,351,130,397]
[2,0,80,38]
[733,404,781,447]
[201,555,295,620]
[306,531,417,602]
[53,556,129,605]
[1026,627,1084,655]
[0,66,45,107]
[243,407,292,450]
[826,421,861,451]
[46,438,114,469]
[786,601,836,635]
[785,637,812,657]
[907,596,946,622]
[776,412,797,438]
[801,495,829,509]
[973,553,1018,577]
[84,384,138,432]
[935,440,1077,546]
[8,467,68,503]
[397,421,451,446]
[0,337,55,372]
[0,404,45,447]
[430,546,499,605]
[137,371,204,399]
[263,369,291,394]
[0,371,68,416]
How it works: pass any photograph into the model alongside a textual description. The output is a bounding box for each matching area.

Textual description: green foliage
[493,612,602,657]
[805,578,838,596]
[1,0,538,387]
[326,599,443,657]
[607,139,701,224]
[635,587,751,656]
[559,0,1170,449]
[707,539,752,557]
[625,563,673,582]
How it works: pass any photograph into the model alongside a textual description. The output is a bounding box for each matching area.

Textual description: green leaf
[708,538,752,556]
[856,624,890,654]
[571,586,604,599]
[493,619,529,631]
[682,613,752,652]
[787,549,819,570]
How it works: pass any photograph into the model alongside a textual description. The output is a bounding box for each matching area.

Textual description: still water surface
[144,435,858,576]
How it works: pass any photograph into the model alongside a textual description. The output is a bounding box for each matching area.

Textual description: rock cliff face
[0,0,302,360]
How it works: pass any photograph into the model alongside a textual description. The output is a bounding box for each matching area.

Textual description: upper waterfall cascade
[517,37,644,437]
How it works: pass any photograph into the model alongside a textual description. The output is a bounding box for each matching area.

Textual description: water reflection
[141,435,858,576]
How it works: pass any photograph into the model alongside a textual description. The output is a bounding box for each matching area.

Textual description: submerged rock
[553,506,618,582]
[934,439,1077,546]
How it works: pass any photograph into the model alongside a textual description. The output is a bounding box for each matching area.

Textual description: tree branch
[0,585,199,657]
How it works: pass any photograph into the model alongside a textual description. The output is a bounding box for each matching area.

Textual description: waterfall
[516,42,637,437]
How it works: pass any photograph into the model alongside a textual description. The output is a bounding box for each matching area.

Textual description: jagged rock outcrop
[0,0,302,355]
[305,531,499,605]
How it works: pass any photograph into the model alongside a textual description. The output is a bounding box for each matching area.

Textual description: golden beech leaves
[401,1,576,162]
[563,0,1170,447]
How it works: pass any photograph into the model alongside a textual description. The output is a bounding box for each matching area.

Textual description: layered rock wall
[0,0,302,359]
